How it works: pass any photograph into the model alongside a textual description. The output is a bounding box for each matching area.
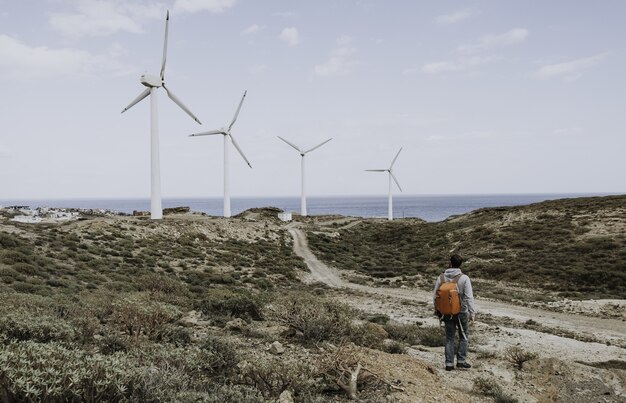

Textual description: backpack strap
[441,273,463,283]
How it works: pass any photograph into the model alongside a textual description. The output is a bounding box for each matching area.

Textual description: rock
[225,318,247,331]
[179,310,202,327]
[269,341,285,355]
[163,206,190,215]
[278,390,294,403]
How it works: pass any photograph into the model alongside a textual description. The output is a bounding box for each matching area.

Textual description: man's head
[450,254,463,268]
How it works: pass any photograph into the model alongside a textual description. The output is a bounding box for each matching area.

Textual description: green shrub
[200,336,239,375]
[348,322,387,349]
[367,314,390,325]
[415,325,445,347]
[266,293,355,343]
[111,295,182,341]
[0,341,137,401]
[0,232,20,248]
[197,288,265,320]
[382,340,407,354]
[98,334,131,354]
[173,386,265,403]
[238,356,315,398]
[136,273,187,296]
[0,341,242,401]
[384,323,445,347]
[155,325,192,347]
[473,376,519,403]
[1,250,32,265]
[504,346,537,370]
[0,312,75,343]
[384,322,421,344]
[11,263,40,277]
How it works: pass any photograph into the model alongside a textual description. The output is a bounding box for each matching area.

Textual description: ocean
[0,193,614,222]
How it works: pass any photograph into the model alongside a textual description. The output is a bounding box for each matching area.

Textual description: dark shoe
[456,362,471,369]
[445,366,454,371]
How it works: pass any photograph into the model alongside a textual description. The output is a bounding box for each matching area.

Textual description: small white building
[12,215,43,224]
[278,212,292,222]
[51,211,79,221]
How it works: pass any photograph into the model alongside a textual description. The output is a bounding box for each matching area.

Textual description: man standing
[433,254,476,371]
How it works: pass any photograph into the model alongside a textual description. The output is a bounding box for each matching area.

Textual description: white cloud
[279,27,300,46]
[336,35,352,46]
[426,131,495,143]
[107,42,129,58]
[241,24,263,35]
[535,53,608,80]
[273,11,295,18]
[553,127,585,136]
[173,0,236,13]
[402,67,419,75]
[0,145,10,158]
[344,113,444,130]
[422,55,496,74]
[435,8,478,24]
[313,36,358,77]
[49,0,166,37]
[458,28,529,53]
[0,34,133,79]
[49,0,235,37]
[248,64,267,74]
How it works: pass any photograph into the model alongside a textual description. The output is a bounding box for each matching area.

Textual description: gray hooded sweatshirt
[432,268,476,317]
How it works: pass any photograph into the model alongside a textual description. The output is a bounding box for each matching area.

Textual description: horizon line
[1,191,622,202]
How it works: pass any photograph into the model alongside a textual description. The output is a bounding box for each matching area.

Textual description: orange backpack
[435,273,462,316]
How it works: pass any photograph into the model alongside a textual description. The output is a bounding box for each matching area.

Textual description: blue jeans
[443,312,469,366]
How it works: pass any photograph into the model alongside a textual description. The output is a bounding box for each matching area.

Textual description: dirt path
[288,225,626,364]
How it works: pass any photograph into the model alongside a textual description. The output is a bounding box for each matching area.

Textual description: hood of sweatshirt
[443,268,463,281]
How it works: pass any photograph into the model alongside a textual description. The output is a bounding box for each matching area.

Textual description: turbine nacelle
[140,74,163,88]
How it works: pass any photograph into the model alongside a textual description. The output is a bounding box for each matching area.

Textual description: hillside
[0,198,625,402]
[306,195,626,299]
[0,212,304,297]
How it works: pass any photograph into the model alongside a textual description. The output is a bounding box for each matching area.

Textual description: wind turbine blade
[304,137,332,154]
[389,147,403,169]
[189,129,223,137]
[163,85,202,124]
[390,172,403,192]
[365,169,386,172]
[277,136,302,153]
[229,134,252,168]
[229,90,247,130]
[160,10,169,80]
[121,88,151,113]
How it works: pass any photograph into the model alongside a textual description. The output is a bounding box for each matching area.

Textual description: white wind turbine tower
[278,136,332,217]
[121,11,202,220]
[189,91,252,218]
[366,147,403,221]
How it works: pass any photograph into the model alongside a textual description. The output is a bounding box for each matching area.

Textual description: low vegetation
[1,196,624,401]
[307,195,626,298]
[473,376,519,403]
[503,346,538,370]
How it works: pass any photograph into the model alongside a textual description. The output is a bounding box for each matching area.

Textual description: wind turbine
[189,91,252,218]
[278,136,332,217]
[121,11,201,220]
[366,147,403,221]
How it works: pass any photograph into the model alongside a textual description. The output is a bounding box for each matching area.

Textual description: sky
[0,0,625,199]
